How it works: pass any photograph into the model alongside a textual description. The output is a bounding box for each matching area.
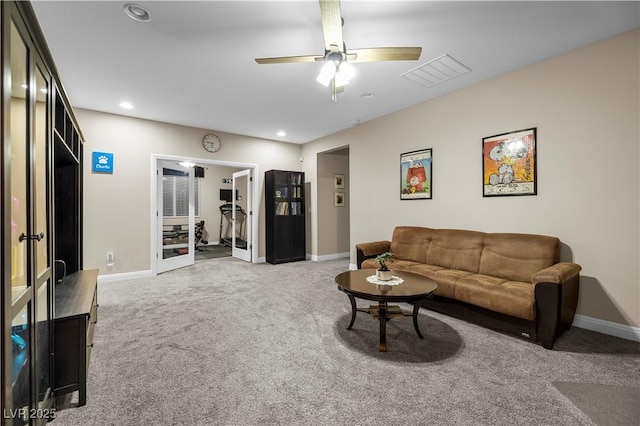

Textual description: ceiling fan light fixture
[255,0,421,100]
[334,72,349,88]
[335,61,355,87]
[316,61,337,87]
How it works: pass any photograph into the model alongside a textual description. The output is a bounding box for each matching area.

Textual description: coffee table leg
[346,293,357,330]
[379,301,387,352]
[412,302,424,339]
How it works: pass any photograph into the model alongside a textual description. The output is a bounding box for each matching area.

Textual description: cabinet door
[4,8,54,423]
[273,216,291,262]
[9,15,29,307]
[8,19,34,423]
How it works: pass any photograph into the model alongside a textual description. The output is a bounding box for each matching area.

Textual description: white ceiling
[31,1,639,144]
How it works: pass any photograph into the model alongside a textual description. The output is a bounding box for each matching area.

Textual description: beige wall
[79,109,302,274]
[303,30,640,328]
[77,30,639,329]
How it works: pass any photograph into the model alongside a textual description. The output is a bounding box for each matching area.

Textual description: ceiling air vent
[401,54,470,88]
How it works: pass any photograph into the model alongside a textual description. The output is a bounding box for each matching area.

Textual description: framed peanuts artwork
[483,128,537,197]
[400,148,432,200]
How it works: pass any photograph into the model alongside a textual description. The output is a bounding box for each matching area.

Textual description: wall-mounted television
[220,189,239,202]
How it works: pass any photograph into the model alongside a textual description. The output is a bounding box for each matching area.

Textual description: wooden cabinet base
[54,269,98,406]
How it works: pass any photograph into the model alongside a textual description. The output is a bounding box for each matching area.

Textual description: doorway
[315,147,350,260]
[151,154,258,275]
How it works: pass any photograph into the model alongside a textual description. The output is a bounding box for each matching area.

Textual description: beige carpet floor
[54,258,640,425]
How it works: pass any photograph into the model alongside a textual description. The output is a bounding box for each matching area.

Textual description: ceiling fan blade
[319,0,344,52]
[255,54,323,64]
[349,47,422,63]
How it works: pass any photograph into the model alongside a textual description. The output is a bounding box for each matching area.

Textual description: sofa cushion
[479,233,560,282]
[426,229,485,273]
[386,259,426,272]
[420,268,473,299]
[389,226,434,263]
[360,258,423,271]
[455,274,535,320]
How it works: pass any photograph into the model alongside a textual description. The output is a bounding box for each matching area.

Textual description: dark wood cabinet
[53,84,84,277]
[1,2,89,424]
[54,270,98,407]
[265,170,306,264]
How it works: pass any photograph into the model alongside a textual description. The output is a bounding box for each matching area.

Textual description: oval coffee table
[335,269,438,352]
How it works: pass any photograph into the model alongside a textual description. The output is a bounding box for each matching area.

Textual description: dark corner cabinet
[265,170,306,264]
[1,2,97,424]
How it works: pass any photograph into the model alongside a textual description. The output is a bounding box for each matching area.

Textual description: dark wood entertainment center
[54,270,98,407]
[1,2,97,423]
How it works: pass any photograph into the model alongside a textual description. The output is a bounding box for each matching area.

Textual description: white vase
[376,270,393,281]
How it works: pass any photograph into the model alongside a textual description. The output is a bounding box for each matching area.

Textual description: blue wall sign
[92,151,114,174]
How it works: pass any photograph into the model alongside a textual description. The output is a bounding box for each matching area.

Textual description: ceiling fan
[255,0,422,101]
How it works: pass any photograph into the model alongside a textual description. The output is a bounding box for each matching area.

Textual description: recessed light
[277,130,286,137]
[123,3,151,22]
[119,101,133,109]
[361,93,375,99]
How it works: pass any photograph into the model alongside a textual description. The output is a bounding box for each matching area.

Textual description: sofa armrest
[355,240,391,269]
[532,262,582,285]
[533,262,581,349]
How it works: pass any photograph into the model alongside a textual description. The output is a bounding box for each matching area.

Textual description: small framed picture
[334,192,345,207]
[482,127,537,197]
[400,148,432,200]
[334,174,345,189]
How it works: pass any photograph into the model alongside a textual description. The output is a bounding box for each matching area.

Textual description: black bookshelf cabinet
[265,170,306,264]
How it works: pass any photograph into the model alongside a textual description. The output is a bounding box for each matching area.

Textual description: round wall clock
[202,133,221,153]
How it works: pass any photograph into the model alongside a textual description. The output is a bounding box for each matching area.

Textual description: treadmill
[219,203,247,249]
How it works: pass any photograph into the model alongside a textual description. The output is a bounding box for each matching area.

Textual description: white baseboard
[573,314,640,342]
[308,252,350,262]
[98,269,154,284]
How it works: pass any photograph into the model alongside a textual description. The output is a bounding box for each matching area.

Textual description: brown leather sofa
[356,226,581,349]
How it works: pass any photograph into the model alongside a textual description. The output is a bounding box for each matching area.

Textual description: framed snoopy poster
[400,148,432,200]
[482,128,537,197]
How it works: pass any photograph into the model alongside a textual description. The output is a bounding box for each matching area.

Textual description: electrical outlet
[106,252,114,265]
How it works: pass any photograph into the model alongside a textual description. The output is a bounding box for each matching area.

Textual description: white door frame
[150,153,259,275]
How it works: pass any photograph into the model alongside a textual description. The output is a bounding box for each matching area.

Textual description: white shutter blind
[162,174,200,217]
[174,176,189,216]
[162,176,174,216]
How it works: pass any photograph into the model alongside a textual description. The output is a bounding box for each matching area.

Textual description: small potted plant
[375,251,394,281]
